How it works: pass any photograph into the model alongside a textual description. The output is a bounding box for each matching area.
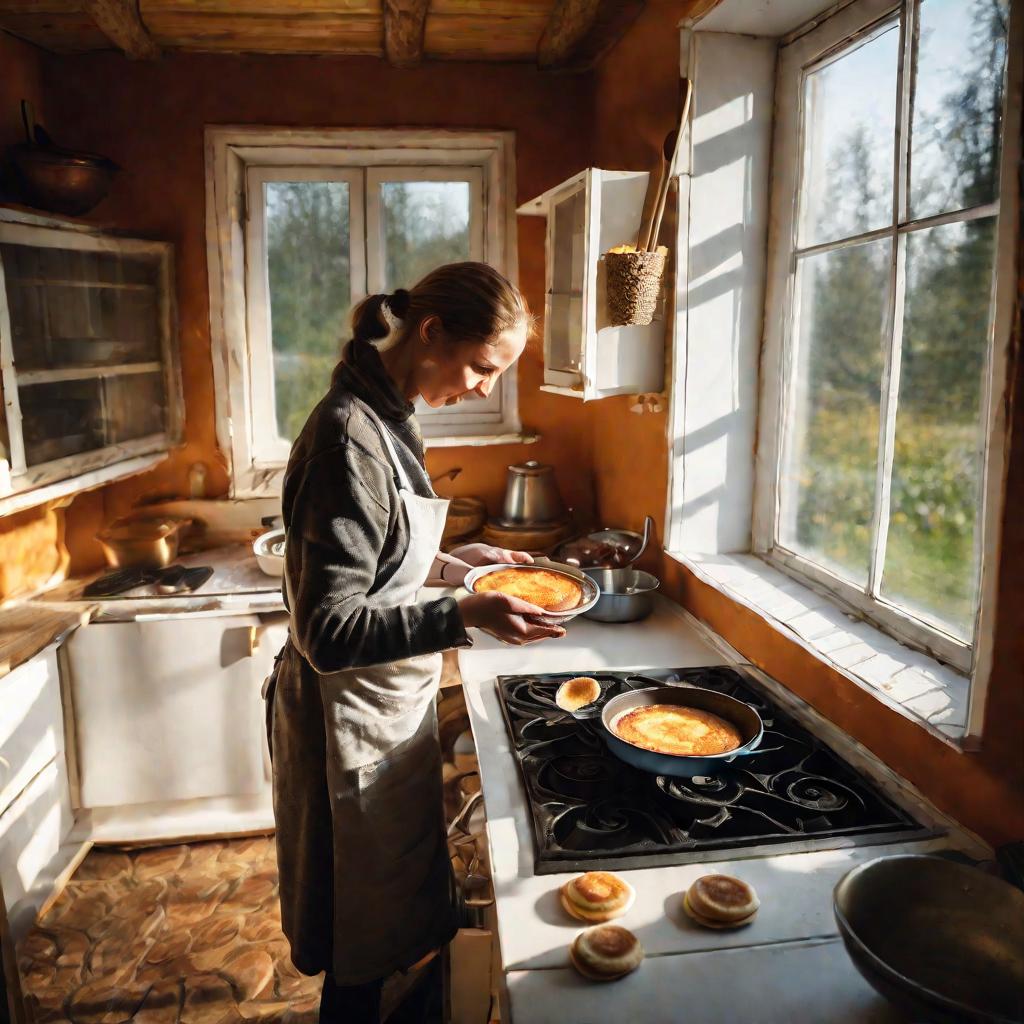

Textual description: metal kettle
[501,461,567,525]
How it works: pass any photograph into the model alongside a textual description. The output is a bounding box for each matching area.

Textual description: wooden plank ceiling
[0,0,650,69]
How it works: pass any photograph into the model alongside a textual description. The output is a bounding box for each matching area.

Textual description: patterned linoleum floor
[16,836,323,1023]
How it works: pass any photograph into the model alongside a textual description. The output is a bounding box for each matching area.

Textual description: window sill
[423,431,539,448]
[666,550,971,750]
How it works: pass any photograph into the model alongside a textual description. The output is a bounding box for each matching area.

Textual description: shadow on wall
[674,33,775,554]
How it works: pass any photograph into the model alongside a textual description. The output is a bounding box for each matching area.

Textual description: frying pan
[560,677,763,778]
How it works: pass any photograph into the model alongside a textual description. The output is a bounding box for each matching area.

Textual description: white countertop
[457,597,984,1023]
[39,542,286,620]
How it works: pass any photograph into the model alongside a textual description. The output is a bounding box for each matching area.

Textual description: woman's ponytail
[349,289,414,343]
[388,288,411,319]
[349,293,391,343]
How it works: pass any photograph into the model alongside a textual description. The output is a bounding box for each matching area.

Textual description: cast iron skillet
[560,676,763,778]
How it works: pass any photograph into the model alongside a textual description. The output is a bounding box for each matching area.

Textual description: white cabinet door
[0,646,64,816]
[63,614,267,809]
[0,646,75,927]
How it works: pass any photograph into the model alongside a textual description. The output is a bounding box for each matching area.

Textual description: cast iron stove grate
[497,666,936,874]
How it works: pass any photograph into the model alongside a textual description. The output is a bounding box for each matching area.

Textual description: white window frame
[753,0,1020,681]
[244,165,365,468]
[205,126,520,498]
[365,165,507,432]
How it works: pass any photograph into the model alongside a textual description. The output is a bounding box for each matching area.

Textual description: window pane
[909,0,1009,219]
[881,218,996,640]
[380,181,471,290]
[549,188,586,375]
[104,371,167,444]
[799,23,899,247]
[1,243,161,372]
[19,379,104,466]
[265,181,351,443]
[779,238,892,585]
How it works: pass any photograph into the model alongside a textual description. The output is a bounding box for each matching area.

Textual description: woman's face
[415,315,527,409]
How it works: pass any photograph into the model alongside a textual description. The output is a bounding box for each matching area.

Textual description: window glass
[265,181,351,443]
[881,217,997,639]
[909,0,1009,219]
[799,23,899,247]
[380,181,471,290]
[779,239,891,584]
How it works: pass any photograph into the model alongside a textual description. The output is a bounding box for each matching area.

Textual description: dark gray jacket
[281,338,469,672]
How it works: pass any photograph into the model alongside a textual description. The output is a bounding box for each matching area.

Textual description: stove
[497,665,936,874]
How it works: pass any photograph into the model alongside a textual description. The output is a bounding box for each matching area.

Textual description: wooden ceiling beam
[537,0,645,72]
[83,0,159,59]
[383,0,429,68]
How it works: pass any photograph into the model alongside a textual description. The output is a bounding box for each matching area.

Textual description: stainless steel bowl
[834,855,1024,1023]
[581,568,659,622]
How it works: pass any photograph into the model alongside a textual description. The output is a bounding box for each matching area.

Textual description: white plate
[463,559,601,623]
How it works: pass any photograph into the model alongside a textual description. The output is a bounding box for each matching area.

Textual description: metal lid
[508,460,552,476]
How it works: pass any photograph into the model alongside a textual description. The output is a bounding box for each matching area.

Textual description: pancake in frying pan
[612,704,742,757]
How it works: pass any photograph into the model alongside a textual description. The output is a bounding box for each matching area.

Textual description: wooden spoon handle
[645,164,674,252]
[648,78,693,251]
[636,155,666,251]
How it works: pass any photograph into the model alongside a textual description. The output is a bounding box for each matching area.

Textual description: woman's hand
[448,543,534,568]
[459,592,566,645]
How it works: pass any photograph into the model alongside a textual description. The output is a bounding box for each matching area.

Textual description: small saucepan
[563,680,763,778]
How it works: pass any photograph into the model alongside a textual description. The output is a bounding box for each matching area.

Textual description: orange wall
[590,2,1024,844]
[19,48,600,571]
[0,33,71,600]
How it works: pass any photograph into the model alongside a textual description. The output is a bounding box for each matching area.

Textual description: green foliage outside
[266,181,351,442]
[788,0,1007,640]
[265,179,471,441]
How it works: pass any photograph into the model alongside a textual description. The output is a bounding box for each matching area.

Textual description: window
[757,0,1012,674]
[206,128,519,496]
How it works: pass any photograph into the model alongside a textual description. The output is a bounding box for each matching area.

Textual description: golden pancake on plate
[683,874,759,929]
[560,871,635,922]
[612,704,742,757]
[569,924,644,981]
[555,677,602,712]
[474,567,582,612]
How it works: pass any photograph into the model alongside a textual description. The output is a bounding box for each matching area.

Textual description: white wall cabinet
[62,613,270,809]
[518,168,666,400]
[0,208,182,516]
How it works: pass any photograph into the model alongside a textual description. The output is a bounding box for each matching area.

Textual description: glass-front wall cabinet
[0,214,181,511]
[547,185,587,381]
[519,168,666,401]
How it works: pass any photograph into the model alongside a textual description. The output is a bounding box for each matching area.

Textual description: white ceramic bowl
[463,558,600,623]
[253,527,286,577]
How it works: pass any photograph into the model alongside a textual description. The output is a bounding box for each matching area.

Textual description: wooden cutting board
[0,603,93,678]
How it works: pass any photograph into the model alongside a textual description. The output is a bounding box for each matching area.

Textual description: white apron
[268,405,459,985]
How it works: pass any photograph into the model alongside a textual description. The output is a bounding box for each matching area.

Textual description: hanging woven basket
[604,246,667,326]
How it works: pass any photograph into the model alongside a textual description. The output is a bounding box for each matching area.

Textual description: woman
[266,262,564,1023]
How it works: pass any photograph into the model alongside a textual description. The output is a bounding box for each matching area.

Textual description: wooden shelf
[0,451,169,517]
[539,383,585,399]
[12,277,156,291]
[19,362,163,386]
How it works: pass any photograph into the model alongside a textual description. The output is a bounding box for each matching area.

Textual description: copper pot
[9,144,118,217]
[97,517,191,570]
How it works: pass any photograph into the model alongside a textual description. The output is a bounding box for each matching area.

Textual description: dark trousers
[319,954,444,1024]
